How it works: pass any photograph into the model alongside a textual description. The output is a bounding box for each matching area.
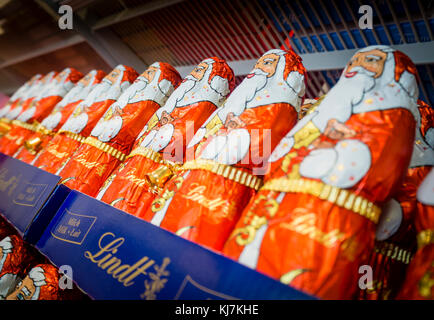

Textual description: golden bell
[24,136,43,155]
[148,165,174,190]
[0,121,11,137]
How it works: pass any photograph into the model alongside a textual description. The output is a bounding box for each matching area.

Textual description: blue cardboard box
[0,153,71,243]
[37,190,315,300]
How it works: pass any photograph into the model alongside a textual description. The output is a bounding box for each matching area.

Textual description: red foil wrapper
[6,264,60,300]
[0,218,16,240]
[33,65,138,174]
[15,70,106,164]
[398,168,434,300]
[147,49,306,252]
[360,100,434,300]
[58,62,182,196]
[223,46,419,299]
[96,57,235,214]
[0,69,83,156]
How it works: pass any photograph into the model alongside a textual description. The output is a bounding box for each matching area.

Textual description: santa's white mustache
[247,68,268,78]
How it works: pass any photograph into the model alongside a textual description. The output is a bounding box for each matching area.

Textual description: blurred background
[0,0,433,104]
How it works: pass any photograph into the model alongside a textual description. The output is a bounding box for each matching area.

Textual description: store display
[360,99,434,300]
[222,45,420,299]
[397,168,434,299]
[14,70,106,164]
[0,69,83,156]
[95,57,234,216]
[58,62,182,197]
[145,49,306,251]
[32,65,138,174]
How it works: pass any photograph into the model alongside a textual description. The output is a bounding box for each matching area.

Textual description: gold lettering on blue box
[174,275,237,300]
[0,168,21,197]
[51,209,97,245]
[13,181,48,207]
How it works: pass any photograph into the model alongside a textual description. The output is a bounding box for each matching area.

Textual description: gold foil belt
[58,130,86,143]
[417,229,434,248]
[83,136,126,162]
[11,120,37,132]
[262,177,381,224]
[126,146,163,163]
[374,241,413,264]
[181,159,263,191]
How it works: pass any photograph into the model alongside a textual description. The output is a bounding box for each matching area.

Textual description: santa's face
[250,53,280,78]
[79,72,95,87]
[105,68,122,84]
[345,49,387,79]
[6,276,37,300]
[190,62,209,82]
[142,66,159,83]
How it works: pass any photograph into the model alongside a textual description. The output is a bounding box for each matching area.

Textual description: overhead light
[0,0,11,9]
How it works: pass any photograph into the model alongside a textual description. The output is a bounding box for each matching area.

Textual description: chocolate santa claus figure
[6,264,60,300]
[0,235,36,299]
[397,168,434,300]
[223,45,420,300]
[0,73,53,147]
[58,62,181,196]
[147,49,306,251]
[95,57,234,216]
[0,68,83,156]
[0,74,42,137]
[33,65,138,174]
[360,99,434,300]
[14,70,106,164]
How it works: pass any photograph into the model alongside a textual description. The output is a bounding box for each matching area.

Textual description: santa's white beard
[217,69,268,122]
[62,113,88,134]
[91,116,123,142]
[98,84,122,102]
[117,80,148,108]
[162,77,197,110]
[84,81,112,105]
[312,66,376,131]
[41,112,62,130]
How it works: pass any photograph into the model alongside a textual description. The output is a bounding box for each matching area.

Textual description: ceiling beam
[91,0,185,31]
[176,41,434,77]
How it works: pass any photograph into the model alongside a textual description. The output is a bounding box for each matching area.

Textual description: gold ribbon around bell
[147,164,175,193]
[24,136,43,155]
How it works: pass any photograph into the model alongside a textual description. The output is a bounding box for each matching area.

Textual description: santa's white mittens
[300,139,371,189]
[299,148,338,179]
[269,136,295,163]
[139,128,157,148]
[187,127,206,149]
[417,168,434,206]
[149,123,174,152]
[200,135,227,161]
[376,198,403,241]
[210,75,230,98]
[216,128,250,165]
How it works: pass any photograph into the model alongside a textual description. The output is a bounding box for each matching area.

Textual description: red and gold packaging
[95,57,235,214]
[146,49,307,251]
[397,172,434,299]
[0,74,43,137]
[0,68,83,156]
[6,264,60,300]
[0,74,49,144]
[14,70,106,164]
[222,46,420,299]
[58,62,182,196]
[360,100,434,300]
[0,218,16,240]
[0,235,37,299]
[33,65,138,174]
